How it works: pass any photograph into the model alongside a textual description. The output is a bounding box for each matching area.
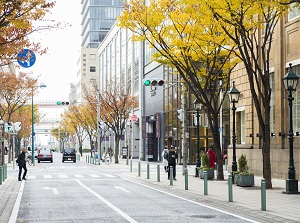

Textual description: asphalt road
[14,152,257,223]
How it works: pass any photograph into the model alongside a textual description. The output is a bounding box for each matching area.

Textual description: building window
[237,110,245,144]
[292,64,300,132]
[90,66,96,72]
[90,54,96,60]
[288,3,300,21]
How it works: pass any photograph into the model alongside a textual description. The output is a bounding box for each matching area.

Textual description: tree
[118,0,238,179]
[0,0,56,66]
[206,0,290,188]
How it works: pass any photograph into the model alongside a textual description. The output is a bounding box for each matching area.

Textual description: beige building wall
[227,15,300,180]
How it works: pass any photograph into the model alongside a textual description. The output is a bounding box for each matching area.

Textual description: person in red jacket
[207,148,216,169]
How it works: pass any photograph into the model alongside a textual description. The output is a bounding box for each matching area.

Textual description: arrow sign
[42,186,59,195]
[114,186,131,193]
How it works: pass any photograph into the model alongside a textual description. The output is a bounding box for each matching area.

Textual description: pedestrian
[207,148,216,169]
[161,146,169,173]
[16,148,28,181]
[167,145,178,180]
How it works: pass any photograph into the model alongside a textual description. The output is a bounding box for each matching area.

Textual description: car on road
[62,148,76,163]
[37,149,53,163]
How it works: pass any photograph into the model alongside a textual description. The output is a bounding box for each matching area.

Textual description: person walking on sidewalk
[161,146,169,173]
[167,145,178,180]
[16,148,28,181]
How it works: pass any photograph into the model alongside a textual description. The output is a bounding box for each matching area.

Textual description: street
[12,152,256,223]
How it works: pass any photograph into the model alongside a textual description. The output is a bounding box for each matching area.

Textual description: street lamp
[31,83,47,165]
[282,63,299,194]
[228,81,240,172]
[193,98,201,177]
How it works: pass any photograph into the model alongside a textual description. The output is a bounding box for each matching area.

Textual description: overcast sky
[23,0,82,102]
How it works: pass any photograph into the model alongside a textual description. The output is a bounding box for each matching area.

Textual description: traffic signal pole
[97,88,101,165]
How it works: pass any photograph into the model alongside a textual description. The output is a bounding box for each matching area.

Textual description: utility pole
[181,82,188,173]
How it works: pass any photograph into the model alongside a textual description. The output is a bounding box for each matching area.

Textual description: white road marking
[74,174,84,178]
[43,175,52,178]
[76,180,138,223]
[9,180,25,223]
[27,176,36,179]
[42,186,59,195]
[88,174,100,178]
[103,173,115,178]
[59,175,68,178]
[114,185,131,193]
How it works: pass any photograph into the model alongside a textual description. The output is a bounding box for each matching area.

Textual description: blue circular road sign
[17,49,36,68]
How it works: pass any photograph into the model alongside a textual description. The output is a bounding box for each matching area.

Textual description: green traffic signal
[144,79,151,86]
[57,101,62,105]
[56,101,69,106]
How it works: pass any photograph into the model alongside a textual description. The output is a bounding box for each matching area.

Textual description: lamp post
[228,81,240,172]
[282,63,299,194]
[31,84,47,165]
[193,98,201,177]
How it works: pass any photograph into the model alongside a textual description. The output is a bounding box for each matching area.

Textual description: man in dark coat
[167,145,178,180]
[17,148,28,181]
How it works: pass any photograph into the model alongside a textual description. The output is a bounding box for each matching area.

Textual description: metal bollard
[204,171,208,195]
[169,167,173,185]
[147,163,150,179]
[184,168,188,190]
[225,159,228,171]
[157,165,160,182]
[138,162,141,177]
[86,155,88,163]
[130,159,132,172]
[261,179,266,211]
[4,164,7,180]
[0,166,2,185]
[228,174,233,202]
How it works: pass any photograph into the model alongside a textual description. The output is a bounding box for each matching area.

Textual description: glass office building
[81,0,124,48]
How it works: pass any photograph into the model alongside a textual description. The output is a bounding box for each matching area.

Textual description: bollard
[78,154,80,161]
[138,162,141,177]
[147,163,150,179]
[169,167,173,185]
[0,166,2,185]
[157,165,160,182]
[4,164,7,180]
[204,171,208,195]
[130,159,132,172]
[225,159,228,171]
[228,174,233,202]
[261,179,266,211]
[184,168,188,190]
[86,155,88,163]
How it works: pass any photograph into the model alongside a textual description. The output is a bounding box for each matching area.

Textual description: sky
[17,1,82,146]
[21,0,82,102]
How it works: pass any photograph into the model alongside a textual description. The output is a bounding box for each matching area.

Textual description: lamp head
[282,63,299,92]
[228,81,240,103]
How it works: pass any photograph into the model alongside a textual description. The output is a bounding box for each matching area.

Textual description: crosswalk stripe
[74,175,84,178]
[27,176,36,179]
[59,175,68,178]
[44,175,52,178]
[102,174,115,178]
[89,174,100,178]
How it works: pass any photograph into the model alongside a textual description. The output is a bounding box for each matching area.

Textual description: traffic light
[143,79,164,86]
[57,101,69,106]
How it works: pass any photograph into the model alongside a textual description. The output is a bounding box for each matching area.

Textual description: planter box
[199,169,214,179]
[234,174,254,187]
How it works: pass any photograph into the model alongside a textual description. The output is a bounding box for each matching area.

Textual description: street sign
[17,49,36,68]
[131,114,139,123]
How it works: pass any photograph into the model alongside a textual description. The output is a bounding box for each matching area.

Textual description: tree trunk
[114,136,120,163]
[262,126,272,188]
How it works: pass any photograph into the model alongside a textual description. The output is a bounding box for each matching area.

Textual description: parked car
[62,148,76,163]
[37,150,53,163]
